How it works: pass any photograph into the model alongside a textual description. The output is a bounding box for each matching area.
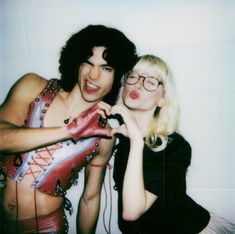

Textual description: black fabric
[113,132,210,234]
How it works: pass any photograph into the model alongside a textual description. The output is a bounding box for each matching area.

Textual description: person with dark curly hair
[0,24,137,234]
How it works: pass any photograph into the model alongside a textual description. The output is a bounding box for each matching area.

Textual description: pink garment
[2,79,100,196]
[2,207,65,234]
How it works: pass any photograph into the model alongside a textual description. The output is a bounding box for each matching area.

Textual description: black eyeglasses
[124,72,163,92]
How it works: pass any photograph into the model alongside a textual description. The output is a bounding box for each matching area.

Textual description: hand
[110,104,142,142]
[67,103,112,141]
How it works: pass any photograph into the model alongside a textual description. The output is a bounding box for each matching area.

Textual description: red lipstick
[129,91,139,99]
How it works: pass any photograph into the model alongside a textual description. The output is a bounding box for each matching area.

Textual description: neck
[61,85,97,118]
[129,108,155,137]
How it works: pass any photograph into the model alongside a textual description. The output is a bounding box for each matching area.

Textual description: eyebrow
[84,60,111,67]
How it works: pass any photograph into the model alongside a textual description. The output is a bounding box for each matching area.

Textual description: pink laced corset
[2,79,100,196]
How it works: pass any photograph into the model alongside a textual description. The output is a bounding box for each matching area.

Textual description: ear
[158,97,165,108]
[157,84,165,108]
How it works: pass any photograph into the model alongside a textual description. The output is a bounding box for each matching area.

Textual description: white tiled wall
[1,0,234,233]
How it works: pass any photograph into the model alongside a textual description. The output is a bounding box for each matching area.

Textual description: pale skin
[0,46,115,233]
[110,64,165,221]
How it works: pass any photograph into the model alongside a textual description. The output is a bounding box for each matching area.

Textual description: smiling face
[122,60,165,112]
[78,46,115,103]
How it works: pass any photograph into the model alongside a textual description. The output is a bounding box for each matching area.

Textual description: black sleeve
[143,133,191,201]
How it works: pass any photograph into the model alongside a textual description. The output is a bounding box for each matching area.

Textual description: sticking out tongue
[85,81,99,93]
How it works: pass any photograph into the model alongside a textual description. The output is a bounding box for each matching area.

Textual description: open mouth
[85,81,99,93]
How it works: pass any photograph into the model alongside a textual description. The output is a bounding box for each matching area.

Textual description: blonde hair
[119,54,180,151]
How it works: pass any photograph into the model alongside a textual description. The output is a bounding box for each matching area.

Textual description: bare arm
[122,138,157,220]
[0,73,70,154]
[77,137,114,234]
[0,122,68,154]
[111,105,157,221]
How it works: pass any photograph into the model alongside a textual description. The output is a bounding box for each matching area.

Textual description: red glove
[66,104,111,141]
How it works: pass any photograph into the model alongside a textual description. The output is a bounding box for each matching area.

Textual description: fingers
[97,109,107,119]
[67,105,106,141]
[80,124,112,138]
[110,104,133,127]
[110,104,124,115]
[97,102,126,121]
[98,116,108,128]
[97,101,112,116]
[95,127,112,137]
[111,124,128,137]
[110,104,142,140]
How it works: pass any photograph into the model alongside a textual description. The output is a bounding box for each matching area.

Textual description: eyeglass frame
[124,72,163,92]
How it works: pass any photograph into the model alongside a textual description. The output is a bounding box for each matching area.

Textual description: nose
[89,66,100,80]
[135,77,144,89]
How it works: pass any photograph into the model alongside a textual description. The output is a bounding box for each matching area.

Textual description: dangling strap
[15,181,19,233]
[16,182,39,232]
[34,186,39,233]
[102,163,113,234]
[102,147,118,234]
[87,162,113,233]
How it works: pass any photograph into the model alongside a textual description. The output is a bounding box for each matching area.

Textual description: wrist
[61,125,71,139]
[130,137,144,147]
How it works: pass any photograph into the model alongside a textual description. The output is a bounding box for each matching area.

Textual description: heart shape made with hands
[66,103,127,141]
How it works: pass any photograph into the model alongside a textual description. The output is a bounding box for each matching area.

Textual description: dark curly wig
[59,24,137,105]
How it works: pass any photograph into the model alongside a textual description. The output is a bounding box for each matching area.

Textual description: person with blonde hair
[111,55,235,233]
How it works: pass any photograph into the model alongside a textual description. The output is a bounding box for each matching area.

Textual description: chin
[85,94,105,103]
[124,101,138,109]
[81,93,96,102]
[125,97,137,105]
[84,97,99,103]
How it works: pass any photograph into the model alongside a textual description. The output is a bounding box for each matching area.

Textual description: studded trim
[2,79,101,196]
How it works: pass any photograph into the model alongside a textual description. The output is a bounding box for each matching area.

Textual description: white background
[0,0,235,233]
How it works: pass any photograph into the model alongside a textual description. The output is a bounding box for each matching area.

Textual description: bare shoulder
[1,73,48,105]
[10,73,48,99]
[0,73,49,125]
